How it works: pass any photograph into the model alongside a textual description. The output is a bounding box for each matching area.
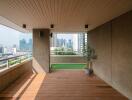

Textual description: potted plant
[82,35,96,75]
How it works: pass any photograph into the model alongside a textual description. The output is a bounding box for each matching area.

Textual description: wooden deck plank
[0,70,128,100]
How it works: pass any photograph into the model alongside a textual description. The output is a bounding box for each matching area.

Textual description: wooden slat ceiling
[0,0,132,32]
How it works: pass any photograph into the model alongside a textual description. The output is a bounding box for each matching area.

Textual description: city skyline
[0,24,32,47]
[51,33,84,52]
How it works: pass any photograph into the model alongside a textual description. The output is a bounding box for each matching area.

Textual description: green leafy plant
[82,34,96,75]
[54,47,76,55]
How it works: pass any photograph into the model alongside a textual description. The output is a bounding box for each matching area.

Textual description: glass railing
[0,54,32,72]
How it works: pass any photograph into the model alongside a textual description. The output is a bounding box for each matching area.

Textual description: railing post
[7,59,9,68]
[19,56,21,63]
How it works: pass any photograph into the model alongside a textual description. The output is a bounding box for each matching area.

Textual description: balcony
[0,0,132,99]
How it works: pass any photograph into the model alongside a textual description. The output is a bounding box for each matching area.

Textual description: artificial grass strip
[51,63,86,69]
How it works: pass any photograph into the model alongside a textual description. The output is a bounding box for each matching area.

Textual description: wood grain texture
[0,70,128,100]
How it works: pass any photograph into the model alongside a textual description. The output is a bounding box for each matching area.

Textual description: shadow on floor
[0,72,37,100]
[0,70,128,100]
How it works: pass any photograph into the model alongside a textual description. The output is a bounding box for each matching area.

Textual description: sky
[0,24,32,47]
[57,34,72,41]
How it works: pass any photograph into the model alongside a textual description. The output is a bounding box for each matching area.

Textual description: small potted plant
[83,42,96,75]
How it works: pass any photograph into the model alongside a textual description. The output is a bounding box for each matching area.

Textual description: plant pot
[84,68,93,75]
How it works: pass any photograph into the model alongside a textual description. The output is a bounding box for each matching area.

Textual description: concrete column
[32,29,50,73]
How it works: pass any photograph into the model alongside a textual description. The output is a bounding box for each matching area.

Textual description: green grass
[51,63,86,69]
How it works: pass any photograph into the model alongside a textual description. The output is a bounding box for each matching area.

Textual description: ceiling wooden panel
[0,0,132,32]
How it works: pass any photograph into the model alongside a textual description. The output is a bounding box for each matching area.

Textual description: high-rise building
[3,47,8,54]
[72,34,78,51]
[19,38,32,51]
[67,39,73,49]
[20,39,27,51]
[0,45,4,54]
[78,33,87,54]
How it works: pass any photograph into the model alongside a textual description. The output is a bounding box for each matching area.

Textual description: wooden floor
[0,70,128,100]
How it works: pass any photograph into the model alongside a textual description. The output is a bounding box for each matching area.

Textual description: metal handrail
[0,54,32,70]
[0,54,28,61]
